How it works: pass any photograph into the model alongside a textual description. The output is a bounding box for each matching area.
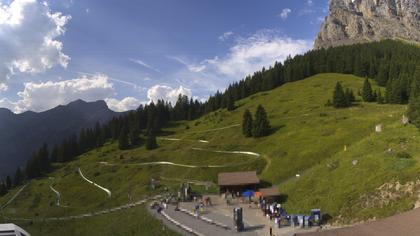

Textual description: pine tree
[362,78,374,102]
[0,182,6,196]
[129,127,141,147]
[227,94,235,111]
[253,105,271,138]
[5,176,12,190]
[332,82,349,108]
[14,167,23,186]
[118,126,129,150]
[408,95,420,129]
[146,132,158,150]
[242,109,253,137]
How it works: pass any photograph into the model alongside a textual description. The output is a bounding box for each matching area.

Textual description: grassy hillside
[1,73,417,235]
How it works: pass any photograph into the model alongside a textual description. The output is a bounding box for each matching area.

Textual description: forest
[1,40,419,195]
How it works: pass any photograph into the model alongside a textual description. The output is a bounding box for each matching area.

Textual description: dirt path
[3,195,164,222]
[188,124,240,134]
[100,161,253,169]
[78,168,112,198]
[159,137,210,143]
[0,184,28,211]
[192,148,261,158]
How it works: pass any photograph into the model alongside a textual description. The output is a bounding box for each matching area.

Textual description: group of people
[259,198,286,228]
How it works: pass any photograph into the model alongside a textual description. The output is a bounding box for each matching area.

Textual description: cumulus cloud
[279,8,292,20]
[147,85,192,105]
[105,97,142,112]
[0,0,71,81]
[4,74,113,113]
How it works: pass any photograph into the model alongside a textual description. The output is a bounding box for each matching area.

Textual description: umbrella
[255,191,262,198]
[241,190,255,198]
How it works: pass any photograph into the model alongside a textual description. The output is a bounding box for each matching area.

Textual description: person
[269,226,273,236]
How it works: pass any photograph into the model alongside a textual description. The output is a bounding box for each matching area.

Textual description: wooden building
[218,171,260,194]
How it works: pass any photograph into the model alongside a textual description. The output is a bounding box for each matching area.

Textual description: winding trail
[192,148,261,158]
[78,168,112,198]
[188,124,240,134]
[50,177,61,206]
[3,195,164,222]
[100,161,252,169]
[0,184,27,211]
[158,137,210,143]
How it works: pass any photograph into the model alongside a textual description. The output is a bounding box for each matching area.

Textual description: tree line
[2,40,420,195]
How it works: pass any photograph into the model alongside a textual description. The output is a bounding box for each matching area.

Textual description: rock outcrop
[314,0,420,49]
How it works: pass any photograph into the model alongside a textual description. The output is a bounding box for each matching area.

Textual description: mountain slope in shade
[0,100,121,177]
[315,0,420,49]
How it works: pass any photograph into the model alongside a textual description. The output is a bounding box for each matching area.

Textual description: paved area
[166,196,319,236]
[297,207,420,236]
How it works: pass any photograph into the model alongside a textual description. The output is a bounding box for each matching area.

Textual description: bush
[396,151,411,159]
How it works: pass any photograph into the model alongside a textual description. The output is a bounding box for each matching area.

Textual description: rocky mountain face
[0,100,121,177]
[315,0,420,49]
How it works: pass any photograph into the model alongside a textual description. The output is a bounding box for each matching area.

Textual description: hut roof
[218,171,259,186]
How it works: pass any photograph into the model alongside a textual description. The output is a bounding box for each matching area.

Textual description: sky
[0,0,329,113]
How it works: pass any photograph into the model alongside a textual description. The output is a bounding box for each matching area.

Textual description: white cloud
[279,8,292,20]
[0,0,71,81]
[147,85,192,105]
[205,30,312,79]
[8,74,114,113]
[129,58,160,73]
[0,83,8,92]
[105,97,141,112]
[0,98,15,110]
[218,31,234,41]
[307,0,314,6]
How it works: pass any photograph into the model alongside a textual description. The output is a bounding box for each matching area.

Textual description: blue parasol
[241,190,255,197]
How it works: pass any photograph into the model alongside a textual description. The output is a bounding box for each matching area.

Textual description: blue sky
[0,0,329,112]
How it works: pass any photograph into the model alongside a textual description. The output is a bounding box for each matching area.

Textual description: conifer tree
[253,105,271,137]
[0,182,6,196]
[146,132,158,150]
[14,167,23,186]
[118,126,129,150]
[332,82,349,108]
[129,127,141,147]
[377,90,385,104]
[242,109,253,137]
[227,95,235,111]
[5,176,11,190]
[362,78,374,102]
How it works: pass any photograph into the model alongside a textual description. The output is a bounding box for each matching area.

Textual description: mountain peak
[314,0,420,49]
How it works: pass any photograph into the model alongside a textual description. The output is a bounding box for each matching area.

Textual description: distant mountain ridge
[315,0,420,49]
[0,99,121,177]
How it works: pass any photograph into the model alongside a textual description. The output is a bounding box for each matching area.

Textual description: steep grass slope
[0,73,414,235]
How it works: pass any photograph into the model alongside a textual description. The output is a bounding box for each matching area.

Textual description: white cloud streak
[129,58,160,73]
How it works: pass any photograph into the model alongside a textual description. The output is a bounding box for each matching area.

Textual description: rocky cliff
[314,0,420,49]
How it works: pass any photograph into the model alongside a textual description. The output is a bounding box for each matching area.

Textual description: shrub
[396,152,411,159]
